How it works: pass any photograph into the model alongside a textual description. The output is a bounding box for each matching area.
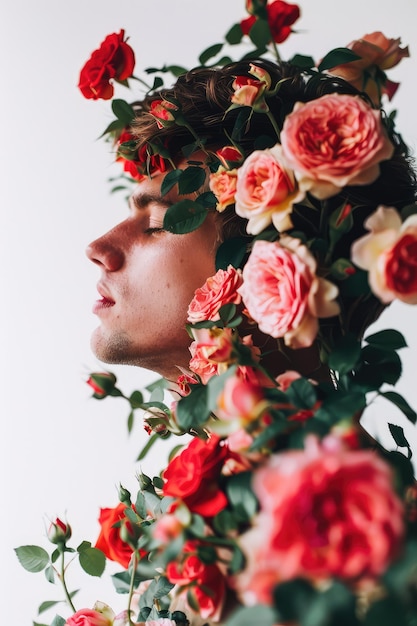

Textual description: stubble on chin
[90,327,136,365]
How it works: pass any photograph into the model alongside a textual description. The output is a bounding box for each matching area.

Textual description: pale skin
[86,170,219,381]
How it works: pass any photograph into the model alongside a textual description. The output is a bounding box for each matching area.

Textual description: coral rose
[215,373,268,435]
[238,238,339,348]
[241,0,301,44]
[280,93,394,199]
[235,145,303,234]
[236,437,404,605]
[166,540,225,620]
[162,434,228,517]
[95,503,134,568]
[78,30,135,100]
[188,327,235,383]
[209,166,238,212]
[187,266,243,323]
[66,602,114,626]
[328,32,409,105]
[351,206,417,304]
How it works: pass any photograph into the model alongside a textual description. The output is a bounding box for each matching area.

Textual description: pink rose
[187,265,243,323]
[328,32,409,105]
[235,145,303,234]
[189,327,235,383]
[236,437,404,605]
[275,369,302,391]
[351,206,417,304]
[280,94,394,199]
[209,166,238,212]
[66,602,114,626]
[215,373,268,434]
[231,75,268,109]
[238,238,339,348]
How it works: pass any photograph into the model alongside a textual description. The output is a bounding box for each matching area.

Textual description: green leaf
[315,391,366,423]
[225,23,243,45]
[135,491,147,519]
[195,191,217,210]
[151,76,164,91]
[98,118,126,138]
[137,432,159,461]
[161,170,183,196]
[364,595,408,626]
[388,423,411,451]
[38,600,61,614]
[226,472,258,519]
[15,545,49,573]
[317,47,362,71]
[77,540,91,552]
[163,200,207,234]
[166,64,188,77]
[249,18,271,48]
[50,616,66,626]
[288,54,315,69]
[44,564,55,583]
[127,410,134,434]
[285,378,317,409]
[328,334,361,375]
[382,391,417,424]
[111,99,135,124]
[359,346,402,386]
[273,579,316,622]
[154,576,175,599]
[176,385,209,430]
[129,390,144,408]
[78,547,106,577]
[199,43,223,66]
[178,166,206,195]
[226,605,276,626]
[365,329,407,351]
[215,237,250,271]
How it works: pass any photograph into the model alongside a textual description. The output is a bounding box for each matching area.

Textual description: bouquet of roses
[16,2,417,625]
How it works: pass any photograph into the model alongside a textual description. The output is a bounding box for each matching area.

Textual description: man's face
[86,171,219,380]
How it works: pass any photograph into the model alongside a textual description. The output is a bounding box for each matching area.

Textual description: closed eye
[144,226,165,234]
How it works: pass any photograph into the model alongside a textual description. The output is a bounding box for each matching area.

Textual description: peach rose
[209,166,238,212]
[187,265,243,323]
[351,206,417,304]
[235,145,304,234]
[280,94,394,199]
[238,238,339,348]
[236,437,404,605]
[328,32,409,105]
[189,327,235,383]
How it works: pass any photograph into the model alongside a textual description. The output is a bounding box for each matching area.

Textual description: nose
[86,227,125,272]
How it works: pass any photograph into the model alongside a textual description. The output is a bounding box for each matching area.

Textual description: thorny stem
[59,550,77,613]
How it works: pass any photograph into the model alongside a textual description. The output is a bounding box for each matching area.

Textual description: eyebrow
[129,192,171,211]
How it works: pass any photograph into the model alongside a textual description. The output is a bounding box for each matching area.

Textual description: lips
[93,283,116,314]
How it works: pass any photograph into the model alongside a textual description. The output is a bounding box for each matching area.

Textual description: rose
[166,540,225,620]
[189,327,235,383]
[162,434,229,517]
[47,517,72,544]
[216,145,244,169]
[215,374,268,435]
[86,372,117,398]
[209,166,238,212]
[328,32,409,105]
[234,145,303,234]
[280,93,394,199]
[116,132,167,182]
[187,266,243,323]
[241,0,301,44]
[149,99,180,129]
[66,602,115,626]
[238,238,339,348]
[231,75,268,109]
[236,437,404,605]
[351,206,417,304]
[94,503,134,568]
[78,30,135,100]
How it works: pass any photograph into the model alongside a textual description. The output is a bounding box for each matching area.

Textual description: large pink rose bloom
[187,265,243,323]
[235,437,404,606]
[280,94,394,199]
[238,238,339,348]
[351,206,417,304]
[234,145,304,234]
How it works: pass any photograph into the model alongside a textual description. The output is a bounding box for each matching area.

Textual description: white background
[2,0,417,622]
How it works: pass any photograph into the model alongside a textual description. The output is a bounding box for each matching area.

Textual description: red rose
[78,30,135,100]
[116,131,167,181]
[94,503,134,568]
[166,540,225,620]
[162,435,228,517]
[241,0,300,44]
[86,371,117,398]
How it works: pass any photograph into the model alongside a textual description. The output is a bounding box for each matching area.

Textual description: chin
[90,327,136,365]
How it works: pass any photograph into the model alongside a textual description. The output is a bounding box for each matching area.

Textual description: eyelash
[144,227,165,234]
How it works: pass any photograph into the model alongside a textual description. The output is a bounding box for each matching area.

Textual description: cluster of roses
[17,1,417,625]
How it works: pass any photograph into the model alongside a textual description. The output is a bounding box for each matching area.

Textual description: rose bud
[47,517,72,544]
[87,371,117,398]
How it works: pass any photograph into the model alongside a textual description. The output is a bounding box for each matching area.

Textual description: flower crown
[16,3,417,626]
